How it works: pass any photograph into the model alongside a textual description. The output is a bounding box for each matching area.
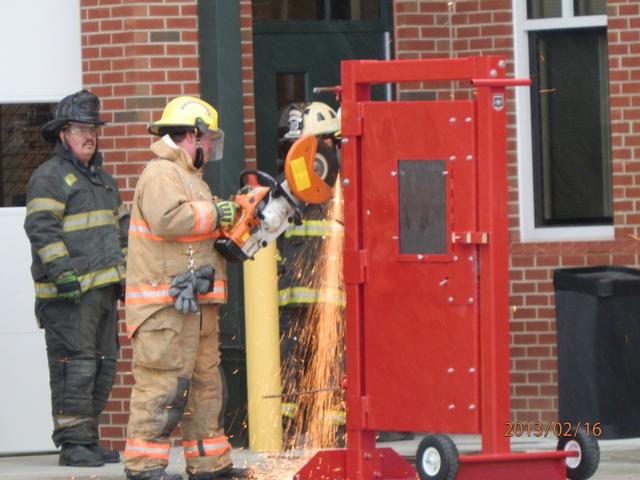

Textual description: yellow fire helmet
[148,96,224,160]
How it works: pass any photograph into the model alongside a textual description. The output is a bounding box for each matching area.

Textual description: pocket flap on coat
[137,307,183,334]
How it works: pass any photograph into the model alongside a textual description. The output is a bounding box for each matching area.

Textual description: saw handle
[239,169,277,191]
[238,169,301,222]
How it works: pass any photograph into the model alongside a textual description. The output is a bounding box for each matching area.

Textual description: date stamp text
[504,421,602,438]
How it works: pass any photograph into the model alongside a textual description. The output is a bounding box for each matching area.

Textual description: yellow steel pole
[243,241,283,452]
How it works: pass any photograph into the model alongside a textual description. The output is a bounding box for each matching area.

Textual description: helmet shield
[208,129,225,161]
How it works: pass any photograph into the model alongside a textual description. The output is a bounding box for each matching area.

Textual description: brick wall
[395,0,640,424]
[241,0,258,168]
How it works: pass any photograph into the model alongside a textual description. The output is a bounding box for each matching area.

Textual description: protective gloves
[215,200,239,228]
[168,266,215,315]
[55,271,81,303]
[174,282,199,315]
[194,265,215,294]
[169,271,199,315]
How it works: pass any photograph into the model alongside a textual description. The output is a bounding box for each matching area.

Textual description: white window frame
[512,0,612,242]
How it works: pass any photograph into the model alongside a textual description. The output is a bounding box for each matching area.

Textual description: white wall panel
[0,0,82,103]
[0,208,53,452]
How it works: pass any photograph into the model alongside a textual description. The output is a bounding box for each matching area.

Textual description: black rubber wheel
[416,434,459,480]
[313,142,339,187]
[557,428,600,480]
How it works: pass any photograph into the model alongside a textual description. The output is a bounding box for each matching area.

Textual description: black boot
[88,444,120,463]
[189,466,256,480]
[58,444,105,467]
[125,468,183,480]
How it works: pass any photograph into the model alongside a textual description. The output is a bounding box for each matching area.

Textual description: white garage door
[0,208,54,453]
[0,0,82,453]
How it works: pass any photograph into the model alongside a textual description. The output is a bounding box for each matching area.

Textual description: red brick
[167,44,197,55]
[167,17,197,29]
[181,3,198,16]
[150,57,181,69]
[149,5,180,16]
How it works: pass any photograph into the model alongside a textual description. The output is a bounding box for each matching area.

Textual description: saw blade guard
[283,134,338,205]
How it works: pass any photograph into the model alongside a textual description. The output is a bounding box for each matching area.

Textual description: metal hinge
[452,231,489,244]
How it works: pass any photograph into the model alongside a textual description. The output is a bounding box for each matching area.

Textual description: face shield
[207,129,225,161]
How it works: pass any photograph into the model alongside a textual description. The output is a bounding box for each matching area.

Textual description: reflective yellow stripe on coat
[283,219,343,238]
[25,197,65,220]
[62,209,117,232]
[278,287,346,307]
[37,241,69,264]
[34,265,125,299]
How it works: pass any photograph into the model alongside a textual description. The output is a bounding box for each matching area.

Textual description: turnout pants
[124,304,231,476]
[39,286,119,447]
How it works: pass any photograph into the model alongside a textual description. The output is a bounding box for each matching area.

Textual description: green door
[254,5,392,174]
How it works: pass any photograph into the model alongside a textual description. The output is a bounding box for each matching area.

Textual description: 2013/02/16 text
[504,421,602,438]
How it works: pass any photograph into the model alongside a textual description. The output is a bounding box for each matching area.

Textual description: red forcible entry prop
[294,57,600,480]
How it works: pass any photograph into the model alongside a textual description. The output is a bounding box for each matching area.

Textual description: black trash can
[554,266,640,439]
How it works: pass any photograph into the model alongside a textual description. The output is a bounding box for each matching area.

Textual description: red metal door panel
[360,101,480,434]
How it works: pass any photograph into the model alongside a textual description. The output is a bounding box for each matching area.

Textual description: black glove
[169,271,199,315]
[195,265,215,294]
[55,271,81,303]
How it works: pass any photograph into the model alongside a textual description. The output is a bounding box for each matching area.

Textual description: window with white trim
[0,0,81,209]
[513,0,613,242]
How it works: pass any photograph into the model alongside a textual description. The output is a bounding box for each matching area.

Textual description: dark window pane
[276,73,306,145]
[277,73,306,110]
[252,0,379,21]
[398,160,447,255]
[527,0,562,19]
[0,104,55,207]
[575,0,606,16]
[529,28,612,226]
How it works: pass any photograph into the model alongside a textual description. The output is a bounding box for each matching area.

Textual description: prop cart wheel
[557,429,600,480]
[416,434,459,480]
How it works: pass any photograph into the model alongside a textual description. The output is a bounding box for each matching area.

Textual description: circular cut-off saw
[214,135,339,263]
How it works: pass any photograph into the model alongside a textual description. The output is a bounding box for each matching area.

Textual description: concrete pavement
[0,435,638,479]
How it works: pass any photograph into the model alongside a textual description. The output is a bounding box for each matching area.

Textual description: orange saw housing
[284,134,334,205]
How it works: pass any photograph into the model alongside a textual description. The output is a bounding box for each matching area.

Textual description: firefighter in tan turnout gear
[24,90,127,467]
[123,97,253,480]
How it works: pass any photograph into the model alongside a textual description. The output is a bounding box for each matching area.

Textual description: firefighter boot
[189,466,256,480]
[58,444,105,467]
[125,467,183,480]
[89,444,120,463]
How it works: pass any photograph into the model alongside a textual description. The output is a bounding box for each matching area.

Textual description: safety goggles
[65,124,99,136]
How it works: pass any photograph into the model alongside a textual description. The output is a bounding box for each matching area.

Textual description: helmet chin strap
[194,139,204,169]
[193,117,208,169]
